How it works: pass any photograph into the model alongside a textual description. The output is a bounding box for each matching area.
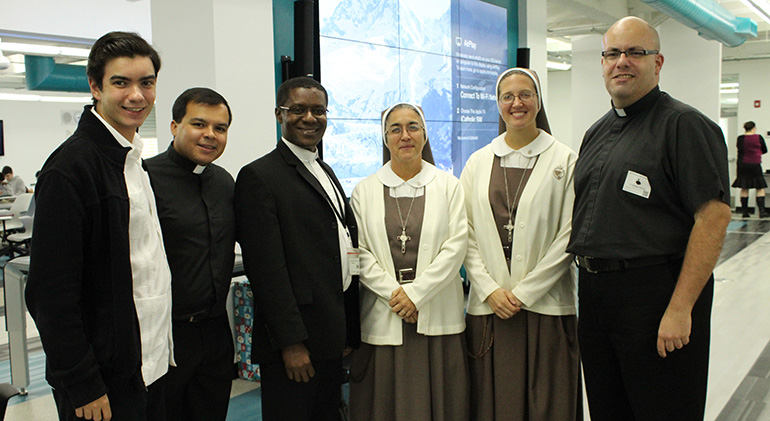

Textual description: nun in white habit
[349,102,470,421]
[461,68,581,420]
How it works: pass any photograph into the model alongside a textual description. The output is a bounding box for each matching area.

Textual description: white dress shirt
[91,108,174,386]
[282,138,352,291]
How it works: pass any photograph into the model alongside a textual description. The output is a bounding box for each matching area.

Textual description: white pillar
[518,0,548,103]
[150,0,277,178]
[657,19,722,123]
[569,34,606,153]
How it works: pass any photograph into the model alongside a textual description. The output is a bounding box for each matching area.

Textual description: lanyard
[316,159,346,226]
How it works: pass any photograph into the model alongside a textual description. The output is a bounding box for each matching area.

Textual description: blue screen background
[320,0,507,194]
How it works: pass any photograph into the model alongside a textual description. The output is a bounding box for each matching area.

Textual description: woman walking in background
[733,121,768,218]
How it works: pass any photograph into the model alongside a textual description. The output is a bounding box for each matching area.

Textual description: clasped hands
[487,288,521,319]
[390,287,417,323]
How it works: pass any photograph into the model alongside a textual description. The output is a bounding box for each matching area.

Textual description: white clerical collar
[282,137,319,163]
[91,107,142,151]
[376,160,436,188]
[491,129,554,158]
[613,107,627,117]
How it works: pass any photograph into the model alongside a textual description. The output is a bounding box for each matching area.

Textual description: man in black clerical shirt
[146,87,235,421]
[567,17,731,421]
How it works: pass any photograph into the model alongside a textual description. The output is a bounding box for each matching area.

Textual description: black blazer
[235,140,360,364]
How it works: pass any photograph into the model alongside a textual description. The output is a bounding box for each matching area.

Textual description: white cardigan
[461,130,578,316]
[351,161,468,345]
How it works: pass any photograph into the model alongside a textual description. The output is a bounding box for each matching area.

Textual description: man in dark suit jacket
[235,76,360,420]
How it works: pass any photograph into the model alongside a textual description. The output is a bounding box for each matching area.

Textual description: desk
[0,197,15,211]
[3,256,30,394]
[0,214,14,257]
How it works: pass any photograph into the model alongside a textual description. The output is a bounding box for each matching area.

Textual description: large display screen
[319,0,507,194]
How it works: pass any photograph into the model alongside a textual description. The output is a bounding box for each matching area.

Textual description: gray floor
[717,340,770,421]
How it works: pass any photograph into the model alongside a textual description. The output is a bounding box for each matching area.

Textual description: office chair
[0,383,20,419]
[6,216,33,257]
[0,193,33,257]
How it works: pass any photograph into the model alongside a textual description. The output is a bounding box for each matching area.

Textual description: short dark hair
[172,87,232,126]
[276,76,328,107]
[744,121,756,131]
[87,32,161,98]
[1,166,12,177]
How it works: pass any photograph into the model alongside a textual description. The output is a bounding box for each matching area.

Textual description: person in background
[1,166,30,196]
[567,17,731,420]
[235,76,360,420]
[26,31,173,421]
[349,102,469,420]
[461,68,580,420]
[732,121,768,218]
[146,87,235,421]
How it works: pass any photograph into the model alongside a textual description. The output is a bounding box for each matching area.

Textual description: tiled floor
[1,215,770,420]
[711,217,770,421]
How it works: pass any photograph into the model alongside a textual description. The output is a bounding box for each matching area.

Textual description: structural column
[150,0,277,177]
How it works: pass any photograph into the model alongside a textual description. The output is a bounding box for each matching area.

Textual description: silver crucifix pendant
[397,229,411,254]
[503,220,514,243]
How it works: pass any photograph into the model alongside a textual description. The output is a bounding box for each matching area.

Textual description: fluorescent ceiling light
[0,93,91,103]
[40,96,93,103]
[546,61,572,70]
[740,0,770,25]
[720,82,740,89]
[547,38,572,52]
[722,98,739,104]
[720,88,740,94]
[0,42,90,58]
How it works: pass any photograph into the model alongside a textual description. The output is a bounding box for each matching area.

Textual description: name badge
[622,170,651,199]
[347,247,360,276]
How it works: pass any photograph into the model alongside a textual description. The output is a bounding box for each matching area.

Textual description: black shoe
[741,197,750,218]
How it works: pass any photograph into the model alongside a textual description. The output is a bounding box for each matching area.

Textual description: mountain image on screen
[319,0,506,195]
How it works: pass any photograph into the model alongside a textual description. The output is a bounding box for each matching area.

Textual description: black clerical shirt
[146,143,236,321]
[567,87,729,260]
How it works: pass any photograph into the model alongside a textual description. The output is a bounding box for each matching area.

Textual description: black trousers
[578,259,712,421]
[259,356,343,421]
[53,372,165,421]
[165,314,234,421]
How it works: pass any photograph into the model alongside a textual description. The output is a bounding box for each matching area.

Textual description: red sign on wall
[755,100,761,108]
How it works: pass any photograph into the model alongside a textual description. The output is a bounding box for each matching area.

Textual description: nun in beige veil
[349,102,470,420]
[460,68,581,420]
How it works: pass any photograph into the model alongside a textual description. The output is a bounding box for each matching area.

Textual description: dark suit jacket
[235,140,360,364]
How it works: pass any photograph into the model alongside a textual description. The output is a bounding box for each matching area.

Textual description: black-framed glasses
[499,91,537,104]
[386,124,424,136]
[278,105,328,117]
[601,49,659,61]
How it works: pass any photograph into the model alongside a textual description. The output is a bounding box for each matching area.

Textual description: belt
[575,255,677,274]
[176,312,218,323]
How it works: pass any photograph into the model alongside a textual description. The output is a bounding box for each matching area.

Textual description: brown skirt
[465,311,582,421]
[349,322,470,421]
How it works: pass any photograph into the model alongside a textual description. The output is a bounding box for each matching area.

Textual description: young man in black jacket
[26,31,173,421]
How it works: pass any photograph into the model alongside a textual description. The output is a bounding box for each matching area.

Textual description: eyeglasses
[499,91,537,104]
[601,49,659,61]
[278,105,328,117]
[386,124,424,136]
